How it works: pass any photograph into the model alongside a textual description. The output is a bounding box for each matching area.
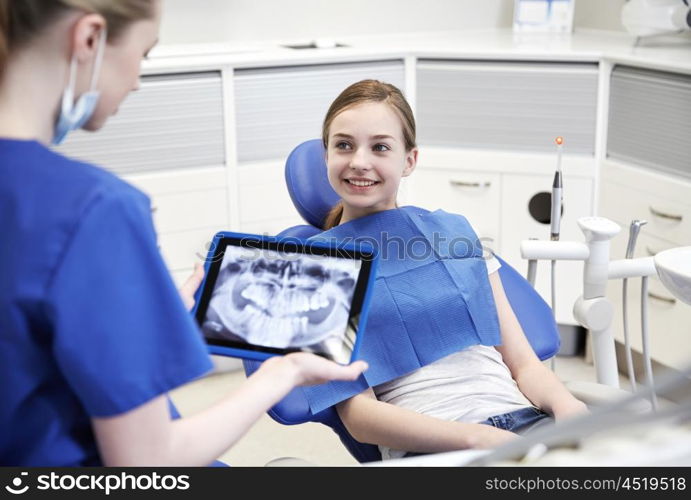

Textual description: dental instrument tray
[192,231,377,364]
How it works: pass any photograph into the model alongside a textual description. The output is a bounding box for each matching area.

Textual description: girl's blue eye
[373,143,390,152]
[335,141,351,150]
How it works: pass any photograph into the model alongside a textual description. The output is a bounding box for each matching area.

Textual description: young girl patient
[309,79,588,460]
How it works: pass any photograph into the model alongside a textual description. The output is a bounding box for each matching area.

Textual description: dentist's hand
[261,353,368,387]
[179,263,205,310]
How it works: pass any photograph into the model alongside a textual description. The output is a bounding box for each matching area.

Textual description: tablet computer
[192,231,377,364]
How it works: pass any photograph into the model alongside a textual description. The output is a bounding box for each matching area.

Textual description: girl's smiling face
[326,101,417,223]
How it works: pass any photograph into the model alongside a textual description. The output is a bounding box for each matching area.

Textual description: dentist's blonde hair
[0,0,155,78]
[321,79,417,230]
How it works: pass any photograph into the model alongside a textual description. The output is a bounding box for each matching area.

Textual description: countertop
[143,29,691,74]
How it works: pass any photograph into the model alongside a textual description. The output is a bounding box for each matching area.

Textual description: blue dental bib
[302,206,501,413]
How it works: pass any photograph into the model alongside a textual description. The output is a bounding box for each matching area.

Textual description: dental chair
[242,139,568,463]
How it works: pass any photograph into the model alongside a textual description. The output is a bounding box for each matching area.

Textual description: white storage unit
[600,64,691,371]
[600,161,691,372]
[411,60,600,326]
[56,72,230,282]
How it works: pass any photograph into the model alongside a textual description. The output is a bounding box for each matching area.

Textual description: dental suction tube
[623,219,647,392]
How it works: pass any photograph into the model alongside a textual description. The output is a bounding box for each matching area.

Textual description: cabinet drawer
[151,188,228,234]
[599,181,691,246]
[607,231,691,371]
[407,168,500,244]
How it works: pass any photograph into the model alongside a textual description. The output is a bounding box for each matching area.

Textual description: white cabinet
[601,65,691,371]
[124,167,230,278]
[410,60,599,326]
[55,71,230,283]
[408,147,595,326]
[599,161,691,372]
[406,168,501,247]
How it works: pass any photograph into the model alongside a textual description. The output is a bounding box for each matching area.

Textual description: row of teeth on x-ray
[240,284,330,313]
[235,304,312,345]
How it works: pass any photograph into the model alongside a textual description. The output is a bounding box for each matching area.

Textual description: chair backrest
[244,139,560,463]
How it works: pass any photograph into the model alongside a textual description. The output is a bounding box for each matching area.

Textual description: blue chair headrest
[285,139,340,229]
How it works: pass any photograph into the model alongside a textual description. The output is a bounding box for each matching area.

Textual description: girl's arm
[488,272,589,420]
[337,388,517,453]
[92,354,367,466]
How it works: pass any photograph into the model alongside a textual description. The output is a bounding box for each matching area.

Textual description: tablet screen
[194,234,375,364]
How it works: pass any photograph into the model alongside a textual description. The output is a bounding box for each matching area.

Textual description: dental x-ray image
[201,245,362,363]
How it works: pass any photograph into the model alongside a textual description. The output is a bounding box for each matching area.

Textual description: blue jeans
[403,407,552,457]
[478,406,552,434]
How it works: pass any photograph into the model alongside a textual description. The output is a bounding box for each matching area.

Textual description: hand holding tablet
[192,232,377,364]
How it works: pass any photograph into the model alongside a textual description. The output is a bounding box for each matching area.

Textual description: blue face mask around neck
[52,29,107,145]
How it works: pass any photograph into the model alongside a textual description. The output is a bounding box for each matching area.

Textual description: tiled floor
[169,353,635,467]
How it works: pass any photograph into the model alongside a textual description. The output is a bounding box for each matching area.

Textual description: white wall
[159,0,661,45]
[574,0,627,32]
[159,0,515,44]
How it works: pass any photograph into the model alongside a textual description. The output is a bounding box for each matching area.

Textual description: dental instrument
[550,136,564,242]
[550,137,564,367]
[622,220,647,392]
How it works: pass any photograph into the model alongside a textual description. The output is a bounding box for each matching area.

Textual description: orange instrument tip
[555,136,564,145]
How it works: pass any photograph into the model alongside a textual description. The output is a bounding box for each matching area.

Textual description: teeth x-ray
[202,245,362,362]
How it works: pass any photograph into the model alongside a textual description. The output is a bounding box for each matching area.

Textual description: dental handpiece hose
[623,220,647,392]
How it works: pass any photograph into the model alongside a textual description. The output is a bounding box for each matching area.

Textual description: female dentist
[0,0,366,467]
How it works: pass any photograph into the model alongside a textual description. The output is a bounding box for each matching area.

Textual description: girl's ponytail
[323,201,344,230]
[0,0,10,79]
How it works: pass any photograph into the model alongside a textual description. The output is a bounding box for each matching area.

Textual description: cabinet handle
[648,206,682,221]
[449,180,491,188]
[647,291,676,305]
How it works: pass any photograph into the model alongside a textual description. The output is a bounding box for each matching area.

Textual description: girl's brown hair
[0,0,155,79]
[321,79,416,230]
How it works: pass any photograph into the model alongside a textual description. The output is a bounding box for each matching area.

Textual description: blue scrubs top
[0,139,213,466]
